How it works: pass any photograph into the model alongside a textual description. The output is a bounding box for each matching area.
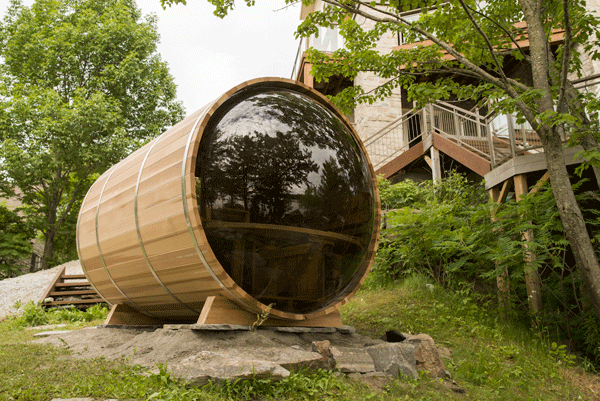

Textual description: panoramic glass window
[196,87,375,313]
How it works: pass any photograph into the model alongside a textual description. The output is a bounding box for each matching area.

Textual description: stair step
[55,282,91,288]
[48,290,98,296]
[60,274,86,280]
[43,298,105,306]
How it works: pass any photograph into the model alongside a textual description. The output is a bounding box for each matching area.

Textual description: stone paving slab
[33,330,73,337]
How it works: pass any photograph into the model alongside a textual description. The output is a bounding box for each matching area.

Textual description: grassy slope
[0,278,598,400]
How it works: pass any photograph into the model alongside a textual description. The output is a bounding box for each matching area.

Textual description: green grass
[0,280,598,400]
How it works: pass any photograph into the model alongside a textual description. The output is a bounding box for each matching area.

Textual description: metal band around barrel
[135,135,199,314]
[95,162,161,318]
[76,181,110,304]
[180,102,255,312]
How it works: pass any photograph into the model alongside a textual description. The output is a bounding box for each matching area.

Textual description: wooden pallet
[40,265,106,308]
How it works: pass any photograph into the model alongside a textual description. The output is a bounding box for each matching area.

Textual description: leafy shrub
[374,172,600,366]
[19,301,50,326]
[0,204,34,278]
[16,301,108,327]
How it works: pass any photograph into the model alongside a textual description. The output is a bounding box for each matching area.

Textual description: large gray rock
[170,351,290,386]
[330,346,376,373]
[405,333,449,378]
[365,342,418,379]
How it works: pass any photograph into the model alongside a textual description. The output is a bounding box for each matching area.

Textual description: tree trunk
[540,127,600,321]
[519,0,600,321]
[41,229,55,270]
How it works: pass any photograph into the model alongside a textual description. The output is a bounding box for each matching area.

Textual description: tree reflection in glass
[196,87,375,313]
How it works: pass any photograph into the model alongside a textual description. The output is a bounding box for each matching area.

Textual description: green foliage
[0,203,33,278]
[377,175,427,209]
[15,301,109,327]
[0,0,185,269]
[374,173,600,367]
[375,172,493,286]
[340,279,594,400]
[19,301,50,327]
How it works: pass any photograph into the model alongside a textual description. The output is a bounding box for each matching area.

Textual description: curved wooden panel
[76,78,381,323]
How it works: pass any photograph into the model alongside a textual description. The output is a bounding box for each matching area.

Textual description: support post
[104,304,166,326]
[453,109,462,146]
[487,116,496,169]
[197,296,343,328]
[514,174,543,318]
[489,185,511,313]
[430,147,442,184]
[507,113,517,158]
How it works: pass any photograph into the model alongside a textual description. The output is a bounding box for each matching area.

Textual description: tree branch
[322,0,532,96]
[465,3,530,63]
[457,0,507,80]
[557,0,572,111]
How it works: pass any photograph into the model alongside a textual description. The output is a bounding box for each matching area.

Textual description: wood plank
[55,282,93,288]
[432,133,491,177]
[484,146,583,189]
[61,274,86,280]
[49,290,97,296]
[104,303,167,325]
[375,142,425,178]
[39,265,66,303]
[196,295,343,327]
[45,299,105,306]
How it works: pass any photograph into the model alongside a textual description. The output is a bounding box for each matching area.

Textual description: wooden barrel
[76,78,381,323]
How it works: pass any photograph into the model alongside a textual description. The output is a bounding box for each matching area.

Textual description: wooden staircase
[40,265,105,308]
[367,100,542,178]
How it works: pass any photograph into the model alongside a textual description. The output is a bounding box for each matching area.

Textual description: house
[292,1,600,187]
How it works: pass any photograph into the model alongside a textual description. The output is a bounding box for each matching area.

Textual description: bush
[374,172,600,366]
[0,204,34,278]
[16,301,109,327]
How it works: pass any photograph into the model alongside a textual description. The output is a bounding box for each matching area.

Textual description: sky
[0,0,303,114]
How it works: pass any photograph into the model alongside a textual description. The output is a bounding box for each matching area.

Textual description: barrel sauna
[76,78,380,326]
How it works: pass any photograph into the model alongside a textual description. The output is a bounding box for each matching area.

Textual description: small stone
[291,345,302,350]
[405,333,447,378]
[26,324,67,331]
[33,330,72,338]
[269,326,312,333]
[311,340,335,369]
[337,325,356,334]
[307,327,336,334]
[189,324,251,331]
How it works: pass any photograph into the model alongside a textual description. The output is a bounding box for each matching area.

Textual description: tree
[0,203,33,278]
[183,0,600,321]
[0,0,185,270]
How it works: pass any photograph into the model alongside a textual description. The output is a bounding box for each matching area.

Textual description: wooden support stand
[104,297,343,328]
[104,304,167,326]
[197,296,343,328]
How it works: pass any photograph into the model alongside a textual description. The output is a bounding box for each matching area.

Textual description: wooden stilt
[514,174,543,317]
[431,147,442,183]
[196,296,343,328]
[489,186,510,312]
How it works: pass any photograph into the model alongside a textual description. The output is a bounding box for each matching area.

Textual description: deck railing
[364,100,542,171]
